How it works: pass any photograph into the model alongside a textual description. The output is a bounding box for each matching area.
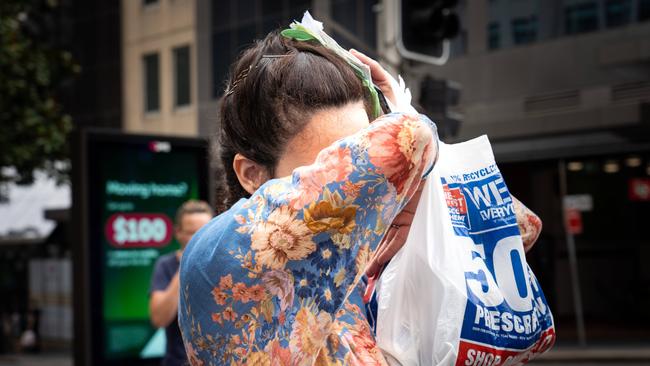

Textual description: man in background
[150,200,213,366]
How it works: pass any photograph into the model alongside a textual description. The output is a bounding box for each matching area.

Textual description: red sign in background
[629,178,650,202]
[565,209,583,235]
[105,213,173,248]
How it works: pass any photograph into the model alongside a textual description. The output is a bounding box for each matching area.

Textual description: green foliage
[0,0,78,190]
[280,28,316,42]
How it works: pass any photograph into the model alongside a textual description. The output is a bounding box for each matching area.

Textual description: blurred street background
[1,0,649,365]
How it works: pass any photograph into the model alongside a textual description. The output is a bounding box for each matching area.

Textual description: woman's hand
[350,49,398,106]
[351,49,418,115]
[366,183,424,278]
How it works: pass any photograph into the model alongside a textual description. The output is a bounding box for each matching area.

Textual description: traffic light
[419,75,462,139]
[398,0,460,64]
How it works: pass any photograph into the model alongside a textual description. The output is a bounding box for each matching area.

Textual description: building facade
[121,0,378,137]
[122,0,200,136]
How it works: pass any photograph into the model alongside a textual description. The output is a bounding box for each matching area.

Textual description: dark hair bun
[216,31,370,210]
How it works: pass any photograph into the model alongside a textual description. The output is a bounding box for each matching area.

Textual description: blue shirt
[150,252,186,366]
[178,113,438,365]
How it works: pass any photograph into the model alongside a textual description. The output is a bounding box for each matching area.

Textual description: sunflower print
[178,112,438,365]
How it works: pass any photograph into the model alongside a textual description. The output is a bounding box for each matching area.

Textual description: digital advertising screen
[73,131,210,366]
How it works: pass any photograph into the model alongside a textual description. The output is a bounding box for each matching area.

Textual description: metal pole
[558,159,587,346]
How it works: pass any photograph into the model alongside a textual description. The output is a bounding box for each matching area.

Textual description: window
[451,29,468,57]
[449,0,467,57]
[212,31,232,97]
[605,0,631,27]
[512,16,538,45]
[330,0,378,54]
[565,2,599,35]
[639,0,650,21]
[174,46,191,107]
[143,53,160,113]
[211,0,313,97]
[488,22,500,50]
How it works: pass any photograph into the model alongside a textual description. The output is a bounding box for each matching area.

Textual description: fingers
[350,49,388,82]
[376,225,410,265]
[402,183,425,213]
[365,256,382,278]
[371,224,398,262]
[392,209,415,226]
[392,183,424,226]
[366,232,391,278]
[366,259,381,277]
[366,225,410,277]
[350,49,397,105]
[376,224,399,253]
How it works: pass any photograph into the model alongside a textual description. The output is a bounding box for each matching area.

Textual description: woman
[178,30,540,365]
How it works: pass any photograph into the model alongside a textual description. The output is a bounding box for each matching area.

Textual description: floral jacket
[178,112,438,366]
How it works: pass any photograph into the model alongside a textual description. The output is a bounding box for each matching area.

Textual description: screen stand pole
[558,159,587,346]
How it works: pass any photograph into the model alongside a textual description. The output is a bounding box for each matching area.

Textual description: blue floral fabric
[179,112,438,366]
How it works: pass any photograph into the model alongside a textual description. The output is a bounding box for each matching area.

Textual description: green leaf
[280,28,316,41]
[369,87,381,118]
[362,79,382,118]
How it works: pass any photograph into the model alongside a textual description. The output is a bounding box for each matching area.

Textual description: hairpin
[225,55,289,96]
[261,54,287,59]
[225,65,252,97]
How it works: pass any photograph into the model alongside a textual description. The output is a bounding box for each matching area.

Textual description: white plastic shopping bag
[376,136,555,366]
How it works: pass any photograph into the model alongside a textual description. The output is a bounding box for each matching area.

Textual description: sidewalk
[533,346,650,363]
[0,354,71,366]
[1,347,649,365]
